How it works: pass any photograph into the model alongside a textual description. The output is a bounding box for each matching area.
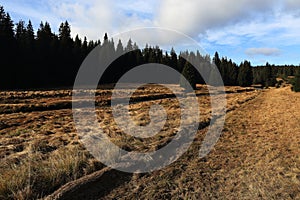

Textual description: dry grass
[0,84,261,199]
[0,145,99,200]
[99,86,300,199]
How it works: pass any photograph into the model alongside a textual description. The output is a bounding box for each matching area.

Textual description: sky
[1,0,300,66]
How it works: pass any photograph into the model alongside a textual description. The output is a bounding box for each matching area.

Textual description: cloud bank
[46,0,278,39]
[155,0,274,37]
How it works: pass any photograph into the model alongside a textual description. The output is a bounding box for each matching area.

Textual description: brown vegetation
[46,86,300,200]
[0,85,266,199]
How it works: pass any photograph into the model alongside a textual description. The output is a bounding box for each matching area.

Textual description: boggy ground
[0,85,268,199]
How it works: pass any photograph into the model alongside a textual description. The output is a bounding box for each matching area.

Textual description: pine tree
[116,39,124,56]
[24,20,36,88]
[0,5,4,20]
[58,21,76,86]
[180,61,197,91]
[163,51,170,66]
[264,63,276,87]
[125,38,133,52]
[15,21,29,61]
[0,8,16,88]
[37,22,53,51]
[36,22,55,87]
[133,42,139,50]
[293,69,300,92]
[219,58,228,84]
[148,47,156,63]
[0,9,15,54]
[170,48,178,71]
[15,20,28,87]
[237,61,253,87]
[82,36,88,56]
[104,33,108,41]
[194,50,206,84]
[25,20,35,51]
[226,59,238,86]
[73,35,82,51]
[73,34,83,67]
[213,52,221,70]
[1,12,14,40]
[59,21,73,51]
[15,20,26,43]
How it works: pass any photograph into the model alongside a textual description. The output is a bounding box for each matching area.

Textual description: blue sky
[1,0,300,66]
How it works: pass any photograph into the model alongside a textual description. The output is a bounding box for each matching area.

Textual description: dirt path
[46,87,300,199]
[210,86,300,199]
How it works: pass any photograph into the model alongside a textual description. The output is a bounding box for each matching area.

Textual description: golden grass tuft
[0,145,95,200]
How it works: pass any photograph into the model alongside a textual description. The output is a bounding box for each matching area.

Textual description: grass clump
[0,145,95,200]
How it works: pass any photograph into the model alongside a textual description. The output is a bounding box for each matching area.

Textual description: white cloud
[201,10,300,48]
[47,0,159,40]
[155,0,275,37]
[48,0,116,39]
[2,0,61,28]
[245,48,281,56]
[5,0,295,47]
[45,0,278,41]
[115,0,159,15]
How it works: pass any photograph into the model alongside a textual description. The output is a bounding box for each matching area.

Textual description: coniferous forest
[1,5,299,90]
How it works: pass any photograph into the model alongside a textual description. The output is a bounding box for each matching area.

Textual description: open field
[2,85,298,199]
[46,86,300,200]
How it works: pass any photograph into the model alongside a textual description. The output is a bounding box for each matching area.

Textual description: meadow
[0,84,262,199]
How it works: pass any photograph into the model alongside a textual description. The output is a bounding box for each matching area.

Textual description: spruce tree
[116,39,124,55]
[125,38,133,52]
[15,20,28,87]
[213,51,221,70]
[227,60,238,86]
[264,63,276,87]
[15,20,27,46]
[180,61,197,91]
[25,20,35,51]
[293,69,300,92]
[237,61,253,87]
[104,33,108,41]
[58,21,73,51]
[0,9,15,88]
[170,48,178,71]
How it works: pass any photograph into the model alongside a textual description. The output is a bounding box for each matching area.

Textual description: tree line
[1,5,101,89]
[1,5,299,90]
